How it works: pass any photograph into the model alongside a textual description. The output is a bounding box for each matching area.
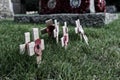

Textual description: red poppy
[34,39,42,56]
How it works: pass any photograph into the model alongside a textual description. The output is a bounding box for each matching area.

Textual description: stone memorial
[14,0,118,27]
[0,0,14,18]
[39,0,107,14]
[39,0,90,14]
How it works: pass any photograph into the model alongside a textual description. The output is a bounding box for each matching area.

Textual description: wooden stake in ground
[53,19,59,43]
[34,39,45,65]
[32,28,45,65]
[61,22,69,49]
[75,19,89,45]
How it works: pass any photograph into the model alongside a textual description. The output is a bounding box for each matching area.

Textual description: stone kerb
[14,13,118,27]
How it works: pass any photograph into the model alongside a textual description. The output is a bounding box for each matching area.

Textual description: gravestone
[14,0,118,27]
[39,0,106,14]
[39,0,90,14]
[0,0,14,18]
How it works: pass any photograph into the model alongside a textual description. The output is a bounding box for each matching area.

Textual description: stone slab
[14,13,118,27]
[12,3,21,14]
[0,0,14,18]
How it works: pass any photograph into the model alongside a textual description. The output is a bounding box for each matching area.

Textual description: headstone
[39,0,90,14]
[0,0,14,18]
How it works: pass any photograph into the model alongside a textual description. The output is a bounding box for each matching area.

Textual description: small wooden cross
[75,19,89,45]
[53,19,59,43]
[61,22,69,49]
[19,28,45,67]
[32,28,45,65]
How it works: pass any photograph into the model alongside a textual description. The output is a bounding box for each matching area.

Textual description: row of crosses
[19,19,89,66]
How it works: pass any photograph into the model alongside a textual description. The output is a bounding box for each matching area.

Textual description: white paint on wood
[75,19,89,45]
[54,19,59,43]
[40,39,45,50]
[19,44,25,54]
[24,32,30,43]
[28,42,35,56]
[61,37,64,47]
[32,28,39,41]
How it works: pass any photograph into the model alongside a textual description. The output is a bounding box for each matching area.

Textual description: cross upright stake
[53,19,59,43]
[32,28,45,66]
[61,22,69,49]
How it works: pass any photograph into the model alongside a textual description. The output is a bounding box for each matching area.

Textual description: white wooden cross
[19,28,45,66]
[75,19,89,45]
[32,28,45,65]
[61,22,69,49]
[53,19,59,43]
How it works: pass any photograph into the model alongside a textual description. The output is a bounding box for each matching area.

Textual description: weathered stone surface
[11,0,20,3]
[106,5,117,13]
[105,13,118,24]
[12,0,26,14]
[12,3,21,14]
[14,13,118,27]
[0,0,14,18]
[0,16,3,20]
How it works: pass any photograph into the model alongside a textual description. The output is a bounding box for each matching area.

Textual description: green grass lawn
[0,17,120,80]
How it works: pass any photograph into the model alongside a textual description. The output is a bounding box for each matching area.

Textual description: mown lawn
[0,17,120,80]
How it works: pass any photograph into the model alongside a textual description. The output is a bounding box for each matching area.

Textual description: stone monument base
[14,13,118,27]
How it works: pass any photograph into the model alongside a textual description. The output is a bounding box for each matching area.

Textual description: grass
[0,17,120,80]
